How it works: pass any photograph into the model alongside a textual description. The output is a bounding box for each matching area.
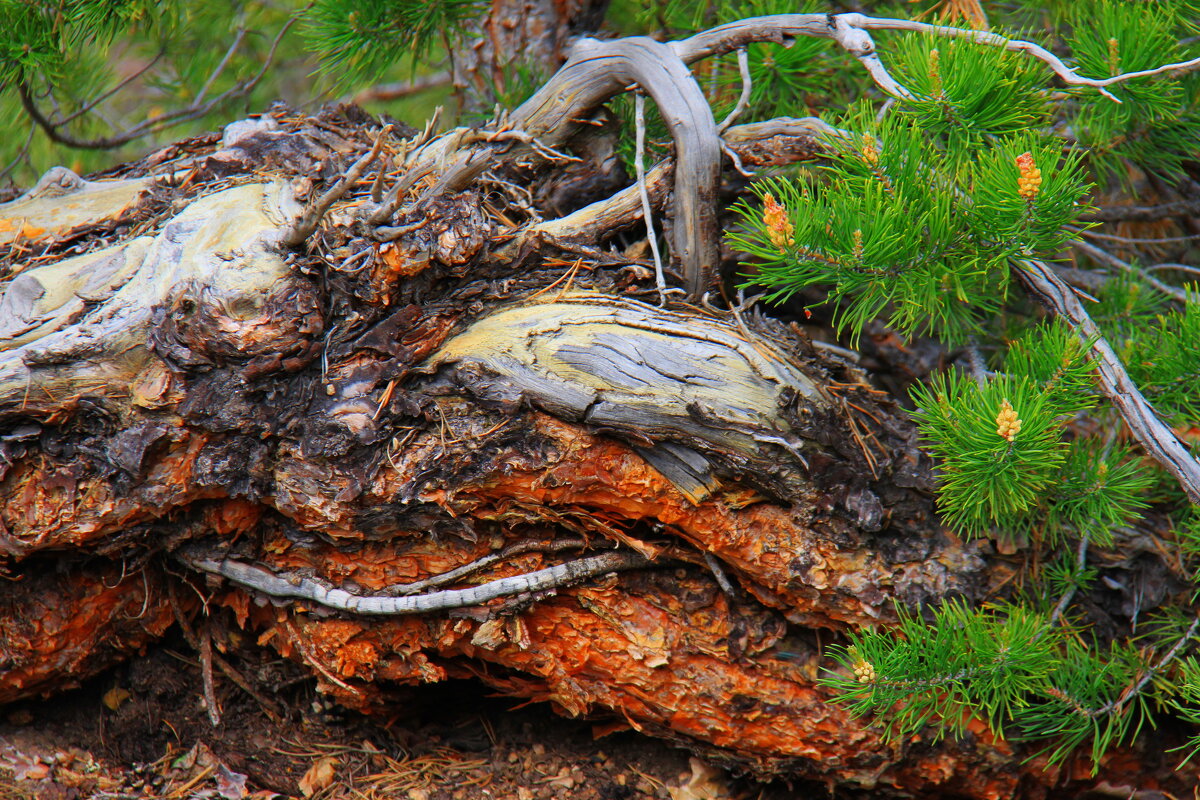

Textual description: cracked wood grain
[422,292,827,502]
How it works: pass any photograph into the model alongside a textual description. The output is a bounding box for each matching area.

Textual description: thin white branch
[846,13,1200,101]
[717,48,753,133]
[635,93,667,305]
[671,13,1200,104]
[1073,238,1189,304]
[829,15,913,100]
[180,548,648,616]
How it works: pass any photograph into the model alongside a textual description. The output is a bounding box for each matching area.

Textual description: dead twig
[180,547,649,616]
[1081,198,1200,223]
[351,71,453,104]
[717,48,752,133]
[1072,238,1189,304]
[199,625,221,727]
[634,93,667,306]
[673,13,1200,102]
[16,13,304,150]
[282,124,394,247]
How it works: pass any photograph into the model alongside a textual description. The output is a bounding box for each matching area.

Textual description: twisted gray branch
[1015,259,1200,503]
[512,37,721,298]
[179,549,648,616]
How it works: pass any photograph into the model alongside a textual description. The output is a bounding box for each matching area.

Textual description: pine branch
[1099,616,1200,721]
[15,12,302,150]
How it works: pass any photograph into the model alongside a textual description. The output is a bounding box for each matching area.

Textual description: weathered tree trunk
[0,104,1191,799]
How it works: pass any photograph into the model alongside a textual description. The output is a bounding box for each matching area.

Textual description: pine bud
[928,48,944,98]
[862,133,879,165]
[852,229,864,260]
[995,398,1022,442]
[849,647,876,684]
[1015,152,1042,200]
[1107,37,1120,75]
[762,193,795,251]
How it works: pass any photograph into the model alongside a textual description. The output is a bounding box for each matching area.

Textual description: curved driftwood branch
[509,37,721,298]
[358,13,1199,299]
[672,13,1200,101]
[516,117,836,250]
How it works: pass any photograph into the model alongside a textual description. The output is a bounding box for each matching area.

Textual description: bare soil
[0,633,833,800]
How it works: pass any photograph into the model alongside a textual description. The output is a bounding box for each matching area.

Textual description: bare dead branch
[1081,198,1200,223]
[517,38,721,298]
[1014,258,1200,503]
[828,15,913,99]
[369,152,391,204]
[412,148,493,204]
[1072,238,1189,304]
[717,48,752,133]
[669,14,830,61]
[178,547,649,615]
[521,117,834,249]
[282,124,393,248]
[15,14,301,150]
[368,162,433,225]
[195,27,248,106]
[1079,229,1200,245]
[673,13,1199,102]
[1148,263,1200,279]
[54,50,166,129]
[635,93,667,304]
[0,125,36,184]
[381,538,590,596]
[352,71,453,104]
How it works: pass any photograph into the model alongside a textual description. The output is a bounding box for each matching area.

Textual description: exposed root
[179,547,649,616]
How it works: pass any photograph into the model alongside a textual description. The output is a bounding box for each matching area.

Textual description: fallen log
[0,97,1192,798]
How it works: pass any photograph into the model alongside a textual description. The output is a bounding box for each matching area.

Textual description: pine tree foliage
[727,121,1091,342]
[302,0,486,85]
[717,0,1199,771]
